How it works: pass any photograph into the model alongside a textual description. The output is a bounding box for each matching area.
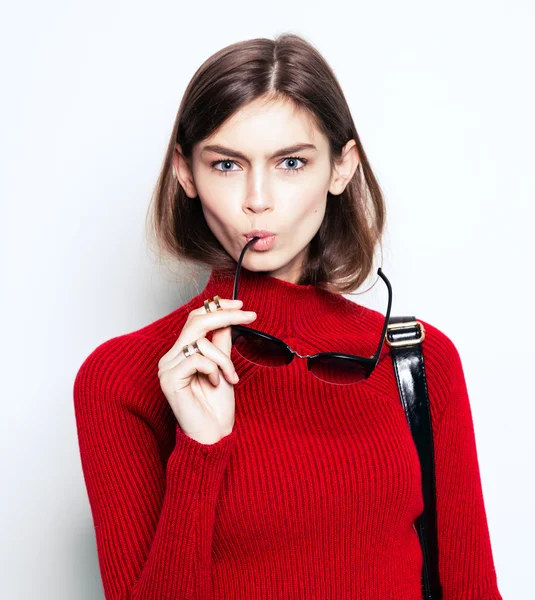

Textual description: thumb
[211,324,233,357]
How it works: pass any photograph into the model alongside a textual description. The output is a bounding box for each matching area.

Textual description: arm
[73,338,237,600]
[430,337,502,599]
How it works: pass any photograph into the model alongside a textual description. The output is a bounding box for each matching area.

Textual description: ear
[328,139,360,196]
[173,143,199,198]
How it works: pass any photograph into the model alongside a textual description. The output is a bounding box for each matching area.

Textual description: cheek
[199,199,233,228]
[278,166,330,215]
[193,179,234,218]
[285,187,328,222]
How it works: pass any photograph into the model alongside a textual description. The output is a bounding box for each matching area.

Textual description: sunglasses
[230,237,393,385]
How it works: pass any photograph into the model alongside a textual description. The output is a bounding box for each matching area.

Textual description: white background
[3,0,532,597]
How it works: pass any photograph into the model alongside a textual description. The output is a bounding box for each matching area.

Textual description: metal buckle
[385,320,426,347]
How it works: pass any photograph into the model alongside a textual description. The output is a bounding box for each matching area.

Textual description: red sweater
[73,266,502,599]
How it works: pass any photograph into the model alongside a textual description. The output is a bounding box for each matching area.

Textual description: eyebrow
[200,143,317,161]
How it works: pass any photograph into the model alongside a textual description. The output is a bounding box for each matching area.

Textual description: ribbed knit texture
[73,267,502,599]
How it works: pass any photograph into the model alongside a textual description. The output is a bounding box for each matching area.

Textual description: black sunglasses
[230,237,393,385]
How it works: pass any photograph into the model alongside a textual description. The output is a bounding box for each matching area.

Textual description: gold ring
[203,298,212,313]
[183,340,201,358]
[213,295,223,310]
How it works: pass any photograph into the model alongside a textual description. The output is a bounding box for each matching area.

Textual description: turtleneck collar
[198,267,388,363]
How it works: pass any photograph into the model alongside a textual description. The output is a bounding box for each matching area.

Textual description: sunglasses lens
[232,331,291,367]
[309,356,368,385]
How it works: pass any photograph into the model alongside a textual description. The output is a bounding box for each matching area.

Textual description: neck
[200,266,357,341]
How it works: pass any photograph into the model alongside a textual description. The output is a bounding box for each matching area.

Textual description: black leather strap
[386,316,443,600]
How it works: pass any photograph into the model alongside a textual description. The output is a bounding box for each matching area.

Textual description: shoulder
[339,295,461,362]
[335,292,463,367]
[416,317,464,379]
[73,293,204,411]
[412,317,467,423]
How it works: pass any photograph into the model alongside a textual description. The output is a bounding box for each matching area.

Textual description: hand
[158,297,257,444]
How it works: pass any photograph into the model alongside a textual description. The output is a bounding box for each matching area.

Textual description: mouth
[244,229,276,240]
[244,230,276,251]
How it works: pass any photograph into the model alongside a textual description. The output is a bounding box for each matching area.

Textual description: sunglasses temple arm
[371,267,393,365]
[233,237,259,300]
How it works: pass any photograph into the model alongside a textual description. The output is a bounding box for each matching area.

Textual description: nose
[242,171,274,215]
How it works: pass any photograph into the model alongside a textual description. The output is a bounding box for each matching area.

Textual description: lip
[244,229,276,240]
[244,230,276,252]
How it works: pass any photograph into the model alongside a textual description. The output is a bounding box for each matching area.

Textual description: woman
[73,33,502,599]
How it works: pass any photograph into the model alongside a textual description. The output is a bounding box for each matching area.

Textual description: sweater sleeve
[73,338,238,600]
[430,338,502,599]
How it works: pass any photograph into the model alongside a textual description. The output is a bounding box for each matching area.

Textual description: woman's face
[173,97,360,283]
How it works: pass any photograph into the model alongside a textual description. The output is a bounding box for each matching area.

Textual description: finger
[196,336,238,382]
[167,309,257,361]
[190,298,243,316]
[159,340,199,373]
[175,352,222,387]
[161,337,238,384]
[192,298,241,357]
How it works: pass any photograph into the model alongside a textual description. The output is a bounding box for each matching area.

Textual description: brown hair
[146,32,387,294]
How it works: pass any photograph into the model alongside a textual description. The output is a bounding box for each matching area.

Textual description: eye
[210,156,309,176]
[279,156,308,174]
[210,159,240,174]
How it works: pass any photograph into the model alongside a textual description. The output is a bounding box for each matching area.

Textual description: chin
[240,252,284,272]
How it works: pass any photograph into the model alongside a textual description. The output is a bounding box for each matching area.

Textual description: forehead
[196,97,327,157]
